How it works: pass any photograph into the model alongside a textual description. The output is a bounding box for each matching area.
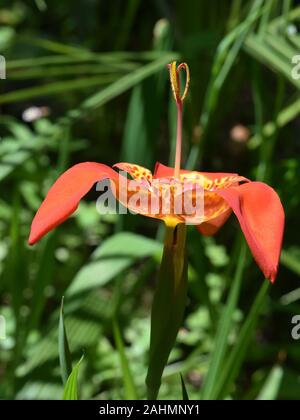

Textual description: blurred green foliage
[0,0,300,400]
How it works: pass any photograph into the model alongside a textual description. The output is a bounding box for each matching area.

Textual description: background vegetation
[0,0,300,400]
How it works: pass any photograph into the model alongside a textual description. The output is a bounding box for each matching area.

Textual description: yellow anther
[168,61,190,104]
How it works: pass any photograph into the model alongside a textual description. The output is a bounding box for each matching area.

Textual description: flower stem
[146,223,187,400]
[174,100,183,179]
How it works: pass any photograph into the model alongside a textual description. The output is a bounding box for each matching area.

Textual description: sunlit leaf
[62,356,84,400]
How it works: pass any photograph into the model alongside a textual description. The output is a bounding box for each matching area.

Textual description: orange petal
[154,162,249,192]
[154,162,187,178]
[217,182,284,283]
[154,162,239,181]
[197,208,232,235]
[113,162,152,183]
[29,162,118,245]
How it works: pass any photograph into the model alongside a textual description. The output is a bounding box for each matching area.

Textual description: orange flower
[28,62,284,283]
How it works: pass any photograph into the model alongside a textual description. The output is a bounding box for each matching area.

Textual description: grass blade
[257,365,284,400]
[215,280,270,399]
[280,249,300,277]
[113,320,138,400]
[180,374,189,401]
[0,75,117,104]
[248,97,300,149]
[186,0,265,169]
[59,297,72,385]
[62,356,84,400]
[201,239,247,400]
[79,53,176,108]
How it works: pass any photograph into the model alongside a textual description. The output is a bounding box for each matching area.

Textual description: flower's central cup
[96,171,205,225]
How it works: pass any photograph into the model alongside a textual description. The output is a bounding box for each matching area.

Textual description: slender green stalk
[113,320,138,400]
[58,297,72,385]
[146,224,187,400]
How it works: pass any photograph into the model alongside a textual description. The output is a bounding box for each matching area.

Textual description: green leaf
[248,97,300,149]
[0,75,117,105]
[186,0,265,168]
[201,239,247,400]
[180,374,189,401]
[114,0,141,50]
[67,259,132,297]
[27,233,57,332]
[3,193,29,378]
[243,5,300,100]
[62,356,84,400]
[257,365,284,400]
[0,119,59,182]
[62,53,178,124]
[113,320,138,400]
[67,232,162,297]
[18,291,110,376]
[146,225,188,400]
[59,297,72,385]
[121,20,171,168]
[280,249,300,277]
[9,64,121,80]
[0,26,15,50]
[215,280,270,399]
[244,35,300,89]
[92,232,162,259]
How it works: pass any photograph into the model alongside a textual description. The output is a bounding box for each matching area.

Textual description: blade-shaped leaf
[214,280,270,399]
[257,365,284,400]
[67,232,162,297]
[146,224,188,400]
[62,356,84,400]
[180,374,189,401]
[201,239,247,400]
[113,320,138,400]
[59,297,72,385]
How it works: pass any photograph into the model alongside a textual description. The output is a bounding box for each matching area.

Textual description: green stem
[146,224,187,400]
